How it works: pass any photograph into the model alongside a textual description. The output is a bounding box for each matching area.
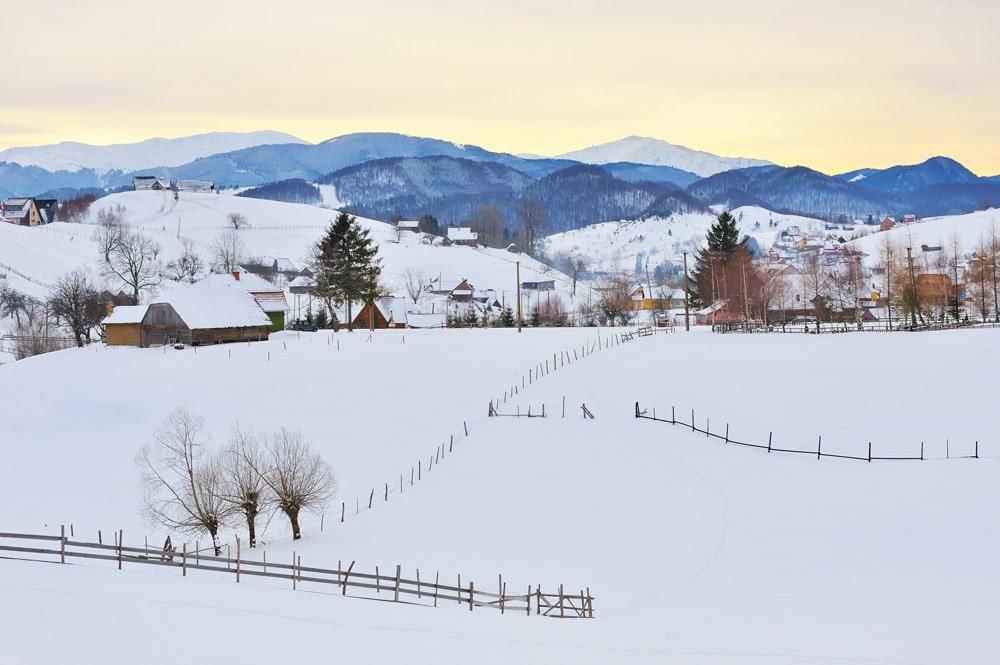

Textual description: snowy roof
[274,258,298,273]
[153,284,271,329]
[289,275,313,288]
[447,227,477,241]
[197,270,280,293]
[406,312,446,328]
[102,305,148,325]
[194,272,288,312]
[397,220,420,229]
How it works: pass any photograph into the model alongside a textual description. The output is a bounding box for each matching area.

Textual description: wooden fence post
[725,423,729,444]
[182,543,187,577]
[60,525,65,564]
[368,488,374,509]
[975,440,979,459]
[117,529,123,570]
[469,581,474,611]
[292,551,297,590]
[464,421,468,436]
[920,442,924,461]
[559,584,565,618]
[817,436,822,460]
[342,560,355,595]
[394,565,401,603]
[434,571,440,607]
[768,432,772,453]
[868,442,872,463]
[341,502,345,522]
[235,537,241,584]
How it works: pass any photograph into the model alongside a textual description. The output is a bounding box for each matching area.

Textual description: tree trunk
[210,529,221,556]
[286,507,301,540]
[246,510,257,548]
[346,300,353,332]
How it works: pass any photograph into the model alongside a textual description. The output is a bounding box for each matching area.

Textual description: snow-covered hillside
[848,208,1000,266]
[2,327,999,664]
[557,136,774,177]
[0,190,574,309]
[541,206,825,274]
[0,131,307,174]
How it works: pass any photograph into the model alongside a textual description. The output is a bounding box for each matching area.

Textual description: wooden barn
[195,269,289,333]
[103,284,272,347]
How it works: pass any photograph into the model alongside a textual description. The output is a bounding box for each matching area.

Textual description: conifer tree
[497,306,515,327]
[690,211,744,308]
[309,213,381,332]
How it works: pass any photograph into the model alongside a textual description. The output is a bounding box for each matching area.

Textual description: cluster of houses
[2,197,59,226]
[133,176,215,193]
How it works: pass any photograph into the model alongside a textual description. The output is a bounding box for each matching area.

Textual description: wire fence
[634,403,990,462]
[0,530,594,619]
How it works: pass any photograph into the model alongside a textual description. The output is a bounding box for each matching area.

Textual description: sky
[2,0,999,175]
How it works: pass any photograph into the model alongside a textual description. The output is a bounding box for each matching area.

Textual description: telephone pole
[682,252,691,331]
[516,261,522,333]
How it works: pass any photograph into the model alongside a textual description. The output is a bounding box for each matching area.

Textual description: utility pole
[682,252,690,331]
[516,261,522,333]
[906,246,919,327]
[176,217,181,239]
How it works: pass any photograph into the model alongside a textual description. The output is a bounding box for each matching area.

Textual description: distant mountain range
[0,130,305,174]
[556,135,774,178]
[1,131,999,229]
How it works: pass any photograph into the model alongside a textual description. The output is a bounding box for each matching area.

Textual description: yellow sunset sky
[2,0,998,175]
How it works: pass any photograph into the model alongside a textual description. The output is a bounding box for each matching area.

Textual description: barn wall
[105,324,142,346]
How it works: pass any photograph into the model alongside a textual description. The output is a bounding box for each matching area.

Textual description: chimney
[232,270,240,281]
[106,301,115,316]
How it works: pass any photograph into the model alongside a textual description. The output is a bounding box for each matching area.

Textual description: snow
[0,190,577,313]
[0,131,307,174]
[557,136,774,178]
[542,206,826,274]
[848,208,1000,266]
[1,327,999,663]
[153,283,272,329]
[102,305,147,324]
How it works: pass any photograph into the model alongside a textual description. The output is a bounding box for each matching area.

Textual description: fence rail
[0,530,594,619]
[635,403,988,462]
[713,320,1000,335]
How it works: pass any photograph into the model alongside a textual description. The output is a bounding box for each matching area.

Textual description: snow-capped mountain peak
[0,130,308,174]
[556,135,773,178]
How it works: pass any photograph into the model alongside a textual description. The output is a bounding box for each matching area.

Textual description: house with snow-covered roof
[194,269,289,332]
[102,283,271,347]
[446,227,478,246]
[2,197,57,225]
[132,176,171,191]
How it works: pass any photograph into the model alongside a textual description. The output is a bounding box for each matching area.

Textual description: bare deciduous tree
[471,204,505,248]
[164,237,205,283]
[401,268,427,305]
[105,228,162,303]
[516,197,548,257]
[93,205,128,264]
[219,425,271,548]
[227,212,249,230]
[209,229,248,274]
[49,269,105,347]
[256,429,336,540]
[137,407,228,555]
[596,277,632,326]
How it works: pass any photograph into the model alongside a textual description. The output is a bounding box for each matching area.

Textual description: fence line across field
[635,402,990,462]
[712,320,1000,335]
[0,530,593,619]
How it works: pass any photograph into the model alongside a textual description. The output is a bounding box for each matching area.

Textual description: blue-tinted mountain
[910,182,1000,216]
[237,179,322,205]
[834,168,880,183]
[318,156,531,221]
[101,133,577,189]
[601,162,698,187]
[0,161,107,199]
[858,157,979,194]
[639,190,710,218]
[524,165,668,232]
[688,165,898,219]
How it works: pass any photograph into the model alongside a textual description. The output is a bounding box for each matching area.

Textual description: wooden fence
[635,402,988,462]
[713,320,1000,335]
[0,530,594,619]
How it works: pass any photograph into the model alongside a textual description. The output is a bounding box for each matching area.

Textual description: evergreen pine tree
[497,306,515,327]
[529,305,541,327]
[309,213,382,332]
[689,211,743,307]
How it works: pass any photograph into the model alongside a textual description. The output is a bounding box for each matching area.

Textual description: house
[103,284,272,347]
[194,269,290,332]
[2,197,58,225]
[176,180,215,193]
[880,217,895,232]
[447,279,475,303]
[396,220,420,233]
[132,176,171,191]
[446,227,478,246]
[521,280,555,291]
[333,296,409,329]
[903,214,917,224]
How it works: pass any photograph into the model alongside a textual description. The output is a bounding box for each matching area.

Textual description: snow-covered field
[2,327,999,663]
[541,206,826,274]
